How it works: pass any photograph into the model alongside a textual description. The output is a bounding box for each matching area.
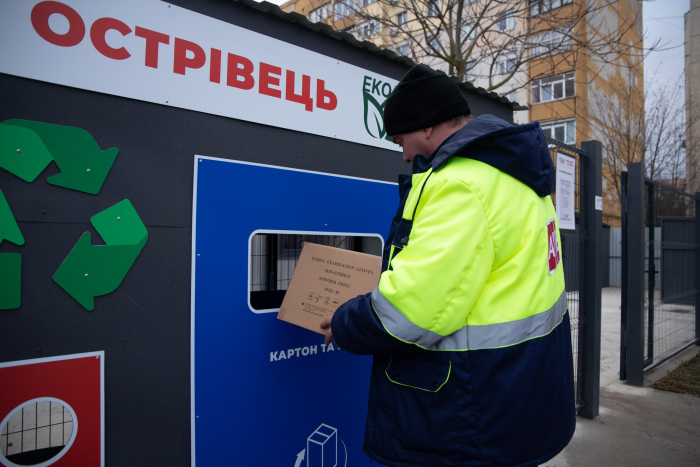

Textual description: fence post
[696,192,700,346]
[620,171,628,380]
[578,140,602,418]
[626,163,646,386]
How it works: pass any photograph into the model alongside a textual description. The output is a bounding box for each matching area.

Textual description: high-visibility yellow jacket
[332,115,576,467]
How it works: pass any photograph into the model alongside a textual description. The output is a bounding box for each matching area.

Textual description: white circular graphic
[0,398,78,467]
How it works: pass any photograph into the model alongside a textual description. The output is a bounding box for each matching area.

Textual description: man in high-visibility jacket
[320,64,575,467]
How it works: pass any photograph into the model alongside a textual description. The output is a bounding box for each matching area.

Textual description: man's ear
[424,126,434,140]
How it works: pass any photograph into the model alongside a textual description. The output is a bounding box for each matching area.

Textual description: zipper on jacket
[387,169,433,270]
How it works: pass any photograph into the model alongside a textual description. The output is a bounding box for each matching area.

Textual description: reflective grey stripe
[371,288,568,351]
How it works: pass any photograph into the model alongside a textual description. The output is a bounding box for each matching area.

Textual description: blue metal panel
[193,158,398,466]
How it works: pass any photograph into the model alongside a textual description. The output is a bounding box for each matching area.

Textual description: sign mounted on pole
[556,153,576,231]
[0,0,400,151]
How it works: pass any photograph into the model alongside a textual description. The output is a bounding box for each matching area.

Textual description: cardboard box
[277,242,381,335]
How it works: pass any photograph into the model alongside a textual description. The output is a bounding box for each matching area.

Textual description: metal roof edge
[232,0,522,110]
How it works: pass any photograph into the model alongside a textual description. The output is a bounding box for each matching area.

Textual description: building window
[335,0,356,21]
[396,43,409,56]
[530,28,573,56]
[531,0,573,16]
[499,54,517,74]
[286,3,295,12]
[357,19,379,40]
[359,0,376,7]
[428,34,441,51]
[531,72,575,103]
[464,60,477,81]
[428,0,440,17]
[503,90,518,103]
[498,10,515,31]
[397,12,408,28]
[461,22,476,42]
[309,3,331,22]
[541,119,576,145]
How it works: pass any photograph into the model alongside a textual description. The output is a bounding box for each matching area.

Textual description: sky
[261,0,689,90]
[643,0,689,90]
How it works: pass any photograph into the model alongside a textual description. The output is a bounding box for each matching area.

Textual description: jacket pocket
[384,356,462,462]
[385,356,451,392]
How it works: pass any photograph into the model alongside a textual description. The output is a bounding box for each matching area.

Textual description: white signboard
[0,0,400,151]
[555,153,576,231]
[595,195,603,211]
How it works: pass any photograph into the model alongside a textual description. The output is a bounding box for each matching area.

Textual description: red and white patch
[547,218,561,275]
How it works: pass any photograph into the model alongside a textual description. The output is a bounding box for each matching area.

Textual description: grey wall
[0,1,513,466]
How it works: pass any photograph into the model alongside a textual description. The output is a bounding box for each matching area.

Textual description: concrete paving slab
[545,287,700,467]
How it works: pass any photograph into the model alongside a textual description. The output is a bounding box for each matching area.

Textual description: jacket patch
[547,218,561,275]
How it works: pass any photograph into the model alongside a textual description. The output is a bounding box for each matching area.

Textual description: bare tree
[332,0,650,93]
[590,72,698,215]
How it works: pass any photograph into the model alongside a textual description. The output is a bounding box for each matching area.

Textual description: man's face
[392,129,431,163]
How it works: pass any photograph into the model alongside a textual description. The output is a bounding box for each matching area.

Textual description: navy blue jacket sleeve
[331,292,423,356]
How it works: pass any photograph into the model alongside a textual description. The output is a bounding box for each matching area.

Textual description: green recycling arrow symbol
[53,200,148,311]
[0,119,125,311]
[0,119,118,194]
[0,189,24,310]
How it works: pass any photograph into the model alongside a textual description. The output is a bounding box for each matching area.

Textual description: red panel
[0,355,102,467]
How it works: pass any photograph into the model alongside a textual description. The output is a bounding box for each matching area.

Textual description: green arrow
[0,189,24,246]
[0,190,23,310]
[0,122,53,182]
[53,200,147,311]
[0,119,118,195]
[0,253,21,310]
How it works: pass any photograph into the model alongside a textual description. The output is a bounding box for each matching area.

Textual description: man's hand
[320,316,333,346]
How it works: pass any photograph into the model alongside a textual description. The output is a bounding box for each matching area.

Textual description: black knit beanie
[383,64,471,136]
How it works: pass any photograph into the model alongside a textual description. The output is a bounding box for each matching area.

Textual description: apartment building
[280,0,644,225]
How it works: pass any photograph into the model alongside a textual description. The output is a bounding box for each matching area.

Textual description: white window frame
[357,19,379,40]
[531,0,573,16]
[531,72,575,104]
[428,0,440,17]
[334,0,356,21]
[541,119,576,145]
[309,3,331,23]
[461,22,476,42]
[498,10,515,31]
[498,54,517,74]
[428,34,441,52]
[397,11,408,28]
[530,27,573,57]
[503,90,518,103]
[395,43,410,57]
[464,60,477,81]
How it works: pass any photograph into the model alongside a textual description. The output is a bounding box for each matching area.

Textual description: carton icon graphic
[307,424,337,467]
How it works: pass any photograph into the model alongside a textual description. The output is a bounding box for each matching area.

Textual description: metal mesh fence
[250,234,354,292]
[546,136,586,409]
[642,181,698,370]
[249,233,381,311]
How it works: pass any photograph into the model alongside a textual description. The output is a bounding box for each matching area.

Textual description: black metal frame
[545,137,602,419]
[620,163,700,386]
